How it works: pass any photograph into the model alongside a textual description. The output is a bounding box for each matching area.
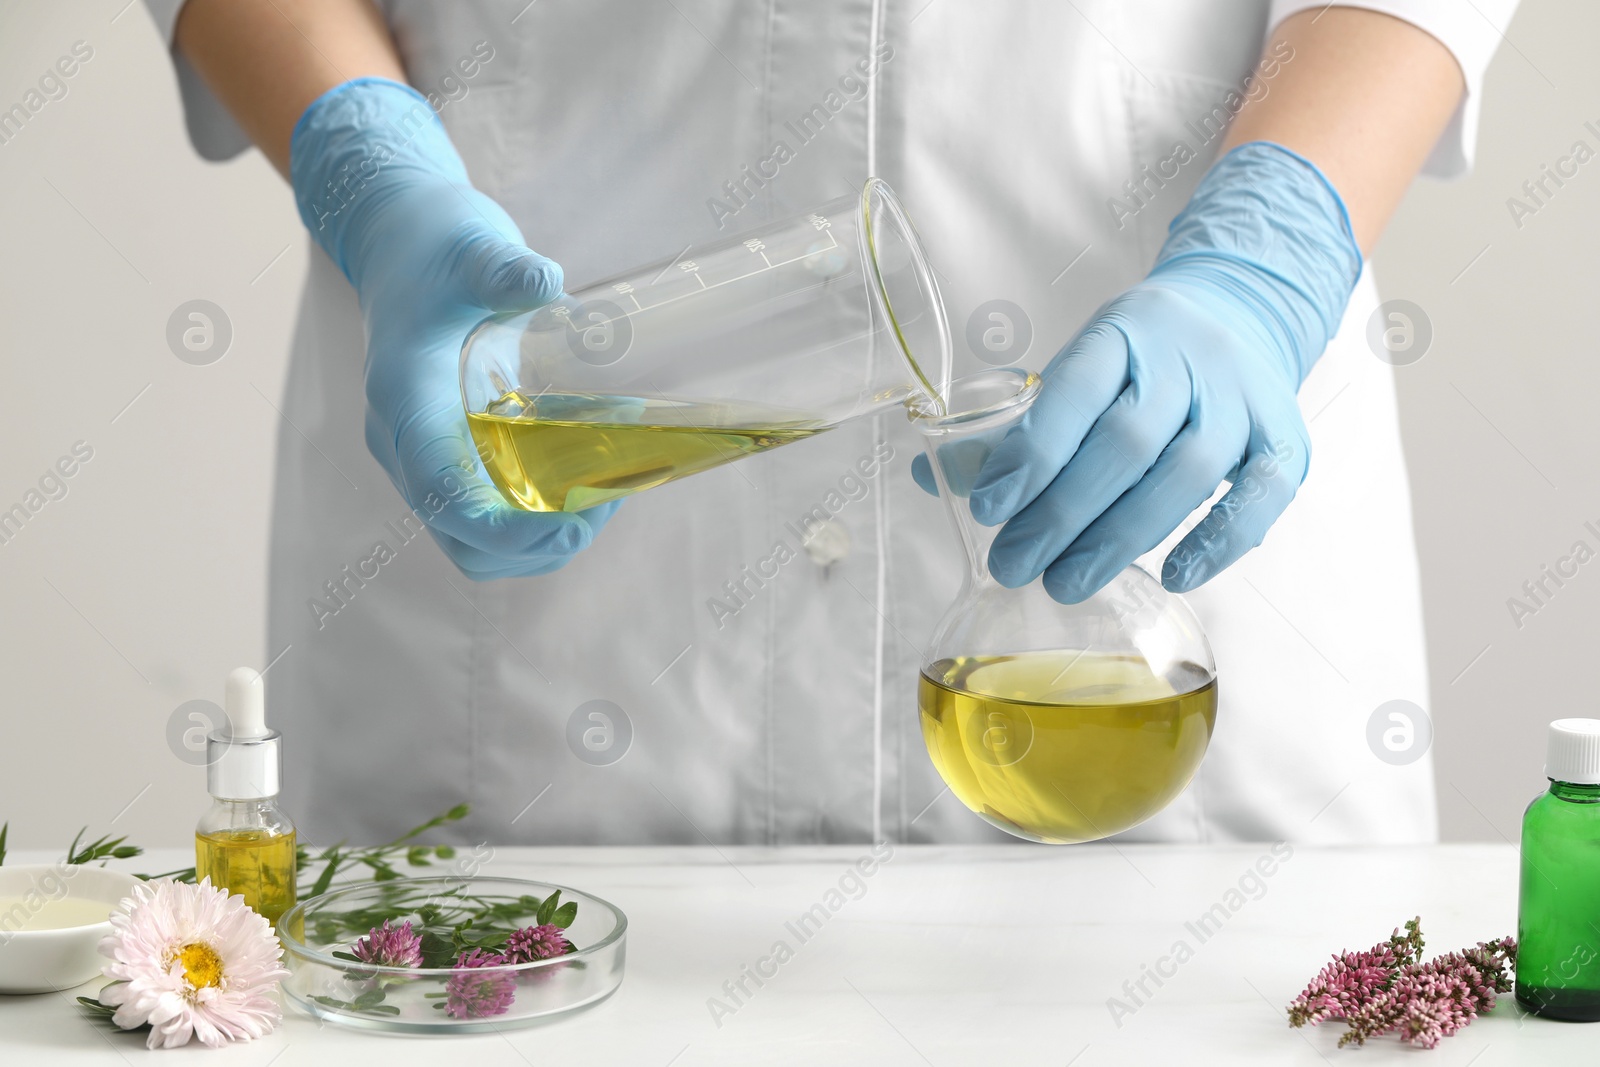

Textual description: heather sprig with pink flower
[1287,918,1425,1028]
[1288,917,1517,1049]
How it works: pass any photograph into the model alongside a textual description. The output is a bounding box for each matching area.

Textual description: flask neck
[1548,779,1600,802]
[931,457,1003,589]
[912,369,1041,589]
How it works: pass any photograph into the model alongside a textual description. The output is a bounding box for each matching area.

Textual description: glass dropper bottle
[195,668,298,925]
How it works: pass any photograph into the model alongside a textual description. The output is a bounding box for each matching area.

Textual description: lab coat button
[801,518,850,566]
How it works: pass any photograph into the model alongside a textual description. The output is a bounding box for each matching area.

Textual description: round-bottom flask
[911,369,1218,843]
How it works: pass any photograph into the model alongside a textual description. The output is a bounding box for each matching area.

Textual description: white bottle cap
[207,667,281,800]
[226,667,267,738]
[1546,718,1600,785]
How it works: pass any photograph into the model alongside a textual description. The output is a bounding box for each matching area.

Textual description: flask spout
[860,177,953,416]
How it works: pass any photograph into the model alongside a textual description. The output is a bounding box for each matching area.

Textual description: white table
[0,844,1588,1065]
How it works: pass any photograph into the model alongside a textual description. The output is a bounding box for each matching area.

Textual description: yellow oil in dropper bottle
[195,668,297,926]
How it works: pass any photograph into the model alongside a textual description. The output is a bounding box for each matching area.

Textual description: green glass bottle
[1515,718,1600,1021]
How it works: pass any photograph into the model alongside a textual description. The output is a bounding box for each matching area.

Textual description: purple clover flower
[505,923,574,963]
[350,920,423,968]
[445,949,516,1019]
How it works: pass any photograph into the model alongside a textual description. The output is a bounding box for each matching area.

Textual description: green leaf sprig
[296,803,468,899]
[65,829,143,867]
[1,804,474,904]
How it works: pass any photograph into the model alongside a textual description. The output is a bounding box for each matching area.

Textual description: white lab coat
[146,0,1514,847]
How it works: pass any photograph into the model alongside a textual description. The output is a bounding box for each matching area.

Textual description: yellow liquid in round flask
[911,371,1219,843]
[920,652,1216,843]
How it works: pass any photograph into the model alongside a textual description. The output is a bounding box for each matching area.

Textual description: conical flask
[911,368,1218,844]
[460,178,952,512]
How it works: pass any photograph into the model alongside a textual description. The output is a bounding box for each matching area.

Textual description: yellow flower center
[178,942,224,989]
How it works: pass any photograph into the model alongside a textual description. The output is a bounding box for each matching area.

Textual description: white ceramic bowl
[0,864,141,994]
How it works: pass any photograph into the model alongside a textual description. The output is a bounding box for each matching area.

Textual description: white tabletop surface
[0,843,1589,1065]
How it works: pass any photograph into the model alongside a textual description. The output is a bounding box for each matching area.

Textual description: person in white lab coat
[143,0,1514,847]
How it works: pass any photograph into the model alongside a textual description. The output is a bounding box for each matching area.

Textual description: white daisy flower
[97,878,289,1049]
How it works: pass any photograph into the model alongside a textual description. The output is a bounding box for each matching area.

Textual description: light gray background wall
[1374,0,1600,843]
[0,0,1592,848]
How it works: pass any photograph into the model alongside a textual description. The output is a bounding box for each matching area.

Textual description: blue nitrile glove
[946,142,1361,603]
[290,78,616,580]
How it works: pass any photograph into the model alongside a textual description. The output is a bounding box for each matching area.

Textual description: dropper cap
[206,667,282,800]
[226,667,267,738]
[1545,718,1600,785]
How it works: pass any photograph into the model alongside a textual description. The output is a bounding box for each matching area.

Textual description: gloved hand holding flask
[290,78,617,580]
[938,142,1362,604]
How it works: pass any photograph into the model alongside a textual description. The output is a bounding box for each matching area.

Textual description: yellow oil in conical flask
[460,179,953,513]
[911,370,1218,843]
[467,390,827,512]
